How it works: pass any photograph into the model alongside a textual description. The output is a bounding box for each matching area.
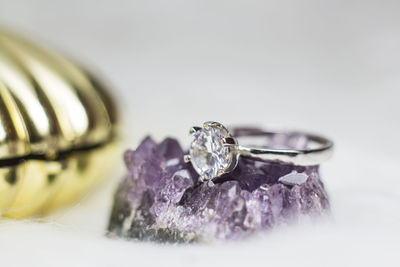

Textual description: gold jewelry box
[0,29,118,219]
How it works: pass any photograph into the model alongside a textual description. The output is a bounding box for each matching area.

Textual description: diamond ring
[184,121,333,182]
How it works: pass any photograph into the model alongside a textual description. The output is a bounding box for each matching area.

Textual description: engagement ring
[184,121,333,182]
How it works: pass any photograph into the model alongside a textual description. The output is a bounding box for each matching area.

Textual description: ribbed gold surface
[0,29,118,218]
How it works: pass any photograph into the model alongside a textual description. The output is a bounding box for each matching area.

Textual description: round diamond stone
[189,124,232,181]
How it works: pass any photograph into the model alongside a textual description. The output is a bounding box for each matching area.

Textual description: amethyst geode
[108,137,330,242]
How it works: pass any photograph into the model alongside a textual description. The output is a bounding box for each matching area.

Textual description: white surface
[0,1,399,266]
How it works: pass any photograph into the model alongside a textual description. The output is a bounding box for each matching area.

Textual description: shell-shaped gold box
[0,29,118,218]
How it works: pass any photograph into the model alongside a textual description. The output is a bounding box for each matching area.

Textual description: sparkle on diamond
[189,126,232,180]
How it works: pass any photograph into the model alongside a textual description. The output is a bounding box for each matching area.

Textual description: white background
[0,1,399,266]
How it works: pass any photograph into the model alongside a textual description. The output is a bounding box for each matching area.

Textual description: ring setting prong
[189,126,201,135]
[183,155,191,163]
[222,137,236,147]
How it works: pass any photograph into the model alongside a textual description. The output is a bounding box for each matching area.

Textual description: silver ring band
[231,127,333,166]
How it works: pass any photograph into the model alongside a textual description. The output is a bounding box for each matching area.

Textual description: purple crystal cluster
[108,137,329,242]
